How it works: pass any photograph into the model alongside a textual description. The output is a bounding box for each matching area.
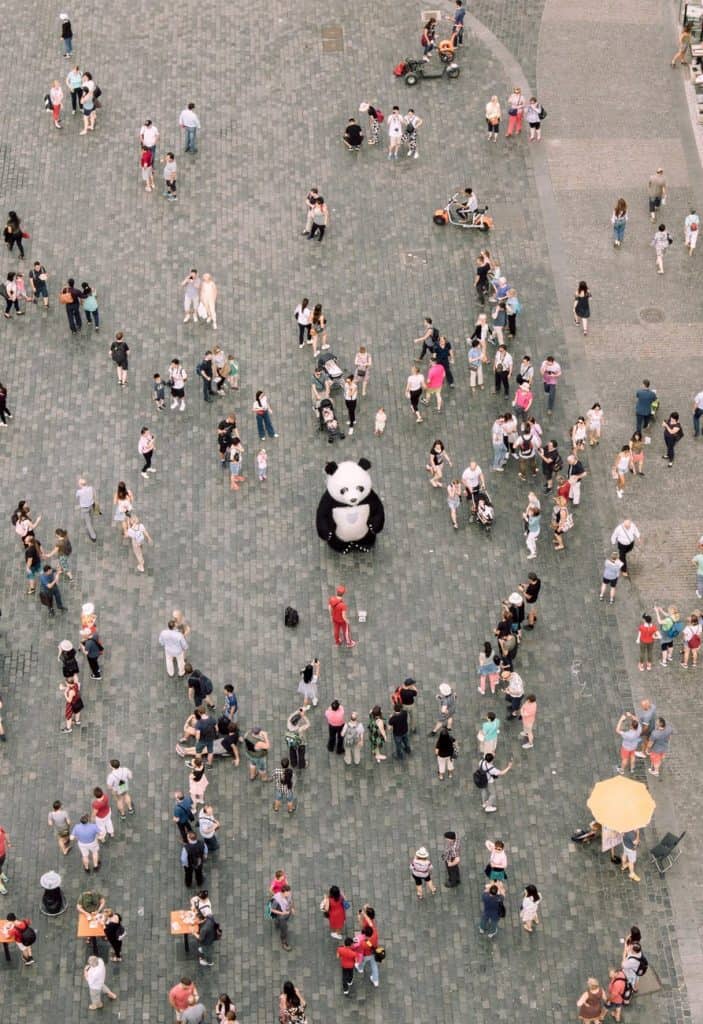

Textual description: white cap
[60,12,69,19]
[439,682,452,696]
[359,102,369,113]
[415,847,429,859]
[59,639,73,651]
[509,592,523,604]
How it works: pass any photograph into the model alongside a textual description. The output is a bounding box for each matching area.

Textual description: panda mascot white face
[316,458,385,554]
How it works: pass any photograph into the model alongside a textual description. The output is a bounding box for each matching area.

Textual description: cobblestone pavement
[0,2,699,1023]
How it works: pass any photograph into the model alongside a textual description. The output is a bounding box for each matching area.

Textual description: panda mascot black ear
[325,462,339,475]
[358,458,372,470]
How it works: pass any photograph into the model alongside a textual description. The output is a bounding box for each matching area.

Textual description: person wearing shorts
[645,717,673,777]
[71,815,101,871]
[620,829,640,882]
[243,727,269,780]
[615,713,641,774]
[599,553,623,604]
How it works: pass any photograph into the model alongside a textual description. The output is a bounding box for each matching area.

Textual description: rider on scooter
[456,187,479,222]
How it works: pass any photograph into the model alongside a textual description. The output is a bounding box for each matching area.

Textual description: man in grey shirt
[75,477,97,542]
[181,994,206,1023]
[159,620,189,677]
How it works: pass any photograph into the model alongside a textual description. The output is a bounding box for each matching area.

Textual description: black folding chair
[649,831,686,875]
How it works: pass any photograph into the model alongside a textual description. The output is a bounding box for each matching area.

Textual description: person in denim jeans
[179,103,201,153]
[252,390,278,439]
[388,703,411,760]
[540,355,561,414]
[491,416,508,471]
[354,925,380,986]
[81,282,100,330]
[480,884,504,937]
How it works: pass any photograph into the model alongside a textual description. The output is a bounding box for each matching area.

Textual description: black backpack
[473,764,488,789]
[284,606,299,628]
[634,953,649,977]
[21,925,37,946]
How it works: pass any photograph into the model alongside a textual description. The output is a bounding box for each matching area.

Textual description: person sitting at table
[77,889,106,919]
[343,118,364,150]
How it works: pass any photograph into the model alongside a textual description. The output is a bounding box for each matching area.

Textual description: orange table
[0,919,14,961]
[170,910,199,953]
[77,912,105,956]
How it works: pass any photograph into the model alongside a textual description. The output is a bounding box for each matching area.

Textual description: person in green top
[368,705,387,763]
[479,712,500,755]
[77,890,105,918]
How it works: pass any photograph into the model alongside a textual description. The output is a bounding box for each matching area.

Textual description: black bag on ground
[284,607,299,628]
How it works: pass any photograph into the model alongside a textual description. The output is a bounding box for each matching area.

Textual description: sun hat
[415,847,429,859]
[438,682,452,696]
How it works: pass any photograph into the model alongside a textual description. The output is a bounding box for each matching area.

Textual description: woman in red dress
[321,885,346,940]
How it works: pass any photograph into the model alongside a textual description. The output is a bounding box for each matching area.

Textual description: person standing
[199,274,218,329]
[343,375,358,435]
[341,712,364,765]
[476,752,512,812]
[485,95,501,140]
[662,411,683,465]
[387,106,403,159]
[79,74,96,133]
[139,427,156,478]
[0,825,9,894]
[81,283,100,330]
[647,168,667,221]
[59,13,73,57]
[672,21,692,65]
[29,260,49,307]
[540,356,561,414]
[308,196,328,240]
[479,884,504,938]
[685,208,699,254]
[644,717,673,777]
[610,518,640,577]
[577,979,608,1022]
[140,119,159,164]
[91,787,115,843]
[110,332,129,387]
[39,563,66,616]
[70,814,100,870]
[75,477,98,542]
[140,146,155,192]
[169,979,199,1022]
[243,727,269,780]
[611,198,628,247]
[49,79,64,129]
[505,85,525,137]
[84,955,117,1011]
[423,354,446,411]
[441,831,461,888]
[635,379,657,433]
[599,552,624,604]
[183,831,206,889]
[368,706,387,762]
[104,910,125,963]
[172,791,194,843]
[389,702,411,761]
[325,700,346,755]
[526,96,544,140]
[328,585,355,647]
[6,913,36,965]
[616,712,642,774]
[179,103,201,153]
[409,847,437,898]
[573,281,591,335]
[107,759,134,819]
[252,390,278,439]
[620,829,641,882]
[451,0,466,45]
[169,359,188,410]
[181,269,201,323]
[302,187,320,235]
[651,223,671,273]
[65,64,82,114]
[692,387,703,438]
[434,725,456,780]
[493,345,512,397]
[160,620,189,677]
[402,108,423,159]
[520,694,538,748]
[270,884,294,951]
[272,759,296,813]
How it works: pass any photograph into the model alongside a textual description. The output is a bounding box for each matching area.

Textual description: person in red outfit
[0,825,9,894]
[6,913,35,965]
[322,885,347,939]
[337,937,359,995]
[328,585,355,647]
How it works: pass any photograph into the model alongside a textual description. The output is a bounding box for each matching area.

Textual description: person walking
[662,411,683,465]
[620,829,641,882]
[573,281,591,335]
[479,884,504,938]
[321,884,347,940]
[600,552,624,604]
[405,365,425,423]
[59,13,73,57]
[337,938,358,996]
[126,513,152,573]
[672,21,692,65]
[182,831,206,889]
[160,621,188,677]
[75,477,98,542]
[341,712,364,765]
[279,981,306,1018]
[651,223,671,273]
[611,198,628,247]
[520,885,541,932]
[104,910,125,963]
[294,298,312,348]
[112,481,133,538]
[647,168,667,221]
[140,146,155,192]
[81,283,100,331]
[199,274,217,329]
[4,211,25,260]
[272,759,296,813]
[169,359,188,410]
[107,760,134,819]
[610,518,640,577]
[478,712,499,756]
[434,725,456,780]
[325,700,346,755]
[685,208,699,254]
[540,356,561,414]
[91,787,115,843]
[635,379,657,433]
[577,979,608,1022]
[343,375,358,435]
[179,103,201,153]
[108,332,129,387]
[48,800,72,856]
[162,152,178,200]
[70,814,100,870]
[139,427,156,478]
[270,884,294,951]
[519,694,538,748]
[308,197,328,240]
[39,563,66,617]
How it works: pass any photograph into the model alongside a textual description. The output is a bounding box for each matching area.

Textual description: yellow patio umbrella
[587,776,656,833]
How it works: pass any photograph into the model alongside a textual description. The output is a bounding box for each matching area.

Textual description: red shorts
[649,752,665,768]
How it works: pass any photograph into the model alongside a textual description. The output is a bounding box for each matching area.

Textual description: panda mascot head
[316,458,385,554]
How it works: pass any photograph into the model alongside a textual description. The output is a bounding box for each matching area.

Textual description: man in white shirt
[84,956,116,1010]
[106,759,134,818]
[139,119,159,163]
[179,103,201,153]
[159,620,189,677]
[610,519,641,576]
[75,477,97,542]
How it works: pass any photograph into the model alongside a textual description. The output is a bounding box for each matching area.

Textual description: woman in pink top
[325,700,346,755]
[422,357,446,411]
[519,694,537,749]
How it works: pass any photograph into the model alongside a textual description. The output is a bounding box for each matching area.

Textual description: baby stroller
[318,397,345,444]
[474,491,495,535]
[317,352,346,393]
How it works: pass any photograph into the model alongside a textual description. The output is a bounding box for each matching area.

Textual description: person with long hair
[612,198,628,247]
[294,297,311,348]
[112,481,133,538]
[573,281,591,335]
[252,390,278,440]
[279,981,306,1023]
[272,758,296,813]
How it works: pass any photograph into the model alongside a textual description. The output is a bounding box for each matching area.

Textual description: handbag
[72,695,85,712]
[197,301,207,319]
[498,902,506,918]
[538,106,547,120]
[59,289,73,305]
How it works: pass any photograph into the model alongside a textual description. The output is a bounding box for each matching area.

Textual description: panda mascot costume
[316,458,385,553]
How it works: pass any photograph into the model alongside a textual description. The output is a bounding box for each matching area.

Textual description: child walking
[256,449,268,482]
[374,408,387,436]
[152,373,165,410]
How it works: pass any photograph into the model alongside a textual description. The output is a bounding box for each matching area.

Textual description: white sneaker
[484,806,497,813]
[330,931,343,939]
[634,751,646,759]
[180,401,186,410]
[371,979,379,987]
[147,467,157,473]
[170,400,178,409]
[521,742,533,749]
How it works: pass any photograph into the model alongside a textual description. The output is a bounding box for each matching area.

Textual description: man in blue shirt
[172,791,194,843]
[480,884,504,937]
[39,564,65,616]
[634,379,657,433]
[70,815,101,872]
[452,1,466,46]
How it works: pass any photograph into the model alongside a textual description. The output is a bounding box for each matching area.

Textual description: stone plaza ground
[1,1,702,1022]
